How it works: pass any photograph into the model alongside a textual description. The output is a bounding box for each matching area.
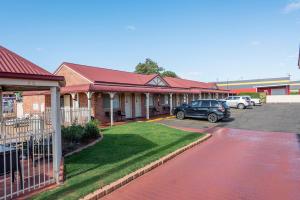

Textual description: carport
[0,45,65,199]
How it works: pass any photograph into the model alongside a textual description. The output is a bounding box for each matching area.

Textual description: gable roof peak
[59,62,159,86]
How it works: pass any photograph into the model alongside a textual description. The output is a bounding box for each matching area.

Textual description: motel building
[23,62,232,126]
[216,77,300,95]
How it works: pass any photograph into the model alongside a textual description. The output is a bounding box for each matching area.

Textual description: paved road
[160,104,300,133]
[103,104,300,200]
[103,128,300,200]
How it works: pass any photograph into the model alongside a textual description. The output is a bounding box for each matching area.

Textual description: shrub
[61,120,100,144]
[83,120,100,141]
[238,92,260,98]
[62,124,84,143]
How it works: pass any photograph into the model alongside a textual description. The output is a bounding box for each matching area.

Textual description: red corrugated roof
[57,84,229,94]
[59,62,223,90]
[60,62,158,85]
[0,45,64,81]
[164,77,217,89]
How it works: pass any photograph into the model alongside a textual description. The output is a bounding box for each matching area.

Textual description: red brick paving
[103,128,300,200]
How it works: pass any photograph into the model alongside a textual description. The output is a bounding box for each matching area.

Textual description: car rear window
[211,100,219,107]
[219,101,229,108]
[242,97,250,100]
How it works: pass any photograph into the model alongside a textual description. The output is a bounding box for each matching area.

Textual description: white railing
[266,95,300,103]
[0,117,54,199]
[45,107,90,126]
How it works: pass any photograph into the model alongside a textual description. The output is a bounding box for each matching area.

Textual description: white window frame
[103,94,120,109]
[149,94,154,107]
[164,94,169,105]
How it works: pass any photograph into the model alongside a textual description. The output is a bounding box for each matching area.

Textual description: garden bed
[62,120,101,155]
[32,122,204,200]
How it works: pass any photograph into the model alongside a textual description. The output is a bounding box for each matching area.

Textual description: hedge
[62,120,101,144]
[238,92,260,98]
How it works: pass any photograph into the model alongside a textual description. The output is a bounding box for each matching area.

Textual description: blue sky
[1,0,300,82]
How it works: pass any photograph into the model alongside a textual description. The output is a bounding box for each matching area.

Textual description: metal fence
[0,117,54,199]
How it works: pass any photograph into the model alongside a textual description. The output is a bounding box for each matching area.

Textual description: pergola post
[216,93,219,99]
[51,87,62,184]
[192,94,195,101]
[86,91,93,121]
[71,93,77,108]
[198,92,201,100]
[108,92,116,126]
[145,93,150,120]
[169,93,173,115]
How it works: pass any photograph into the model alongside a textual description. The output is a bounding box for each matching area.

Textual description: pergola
[0,45,64,198]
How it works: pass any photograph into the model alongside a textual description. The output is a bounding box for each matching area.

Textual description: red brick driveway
[103,128,300,200]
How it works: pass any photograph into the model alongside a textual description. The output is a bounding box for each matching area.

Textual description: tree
[135,58,178,78]
[135,58,164,75]
[161,70,178,78]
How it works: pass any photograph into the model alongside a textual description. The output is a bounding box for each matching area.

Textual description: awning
[60,84,230,94]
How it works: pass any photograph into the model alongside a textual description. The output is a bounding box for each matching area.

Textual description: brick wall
[78,93,88,107]
[56,65,90,86]
[94,93,106,123]
[23,95,45,114]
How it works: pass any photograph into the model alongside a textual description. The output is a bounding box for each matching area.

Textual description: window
[201,100,210,107]
[149,94,154,106]
[191,101,199,107]
[144,94,154,106]
[242,97,250,101]
[211,100,219,107]
[103,94,120,109]
[33,103,39,111]
[164,94,169,105]
[233,96,240,100]
[147,76,167,86]
[113,94,120,108]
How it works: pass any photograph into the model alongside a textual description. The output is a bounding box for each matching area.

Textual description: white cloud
[250,41,261,46]
[125,25,136,31]
[283,1,300,13]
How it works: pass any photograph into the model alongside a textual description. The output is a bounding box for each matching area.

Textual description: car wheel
[251,101,255,106]
[208,113,218,123]
[176,111,185,120]
[237,103,245,109]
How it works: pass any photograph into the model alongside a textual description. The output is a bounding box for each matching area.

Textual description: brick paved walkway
[103,128,300,200]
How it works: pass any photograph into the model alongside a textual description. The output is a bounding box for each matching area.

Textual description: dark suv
[173,100,230,123]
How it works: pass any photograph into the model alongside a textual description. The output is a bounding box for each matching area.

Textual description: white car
[225,96,252,109]
[245,96,262,106]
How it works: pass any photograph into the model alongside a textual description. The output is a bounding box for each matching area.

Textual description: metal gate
[0,116,55,199]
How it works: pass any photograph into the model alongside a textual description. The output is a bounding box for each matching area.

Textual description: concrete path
[103,128,300,200]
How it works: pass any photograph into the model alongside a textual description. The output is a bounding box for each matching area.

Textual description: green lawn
[33,122,203,200]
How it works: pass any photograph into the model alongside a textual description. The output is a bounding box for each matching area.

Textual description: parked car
[225,96,251,109]
[245,96,262,106]
[173,99,230,123]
